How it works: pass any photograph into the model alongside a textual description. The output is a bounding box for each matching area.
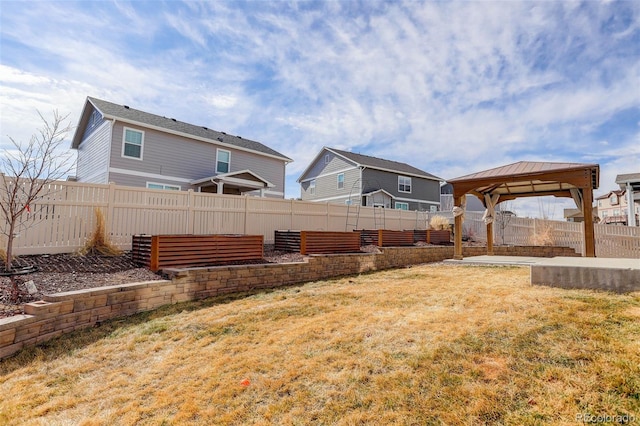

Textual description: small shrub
[430,215,451,231]
[78,208,122,256]
[530,225,555,246]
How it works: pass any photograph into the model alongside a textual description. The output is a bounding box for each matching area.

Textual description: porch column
[582,188,596,257]
[453,195,463,260]
[625,183,637,227]
[217,182,224,194]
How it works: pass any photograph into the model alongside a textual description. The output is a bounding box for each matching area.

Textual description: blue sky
[1,0,638,218]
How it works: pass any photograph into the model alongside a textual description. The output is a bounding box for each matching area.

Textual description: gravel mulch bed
[0,249,307,319]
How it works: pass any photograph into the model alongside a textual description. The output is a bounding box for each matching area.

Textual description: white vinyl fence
[2,180,639,258]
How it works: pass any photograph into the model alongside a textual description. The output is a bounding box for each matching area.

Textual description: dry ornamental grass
[1,264,639,425]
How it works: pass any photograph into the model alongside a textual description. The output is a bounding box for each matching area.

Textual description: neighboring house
[563,207,599,223]
[615,173,640,227]
[440,183,485,212]
[297,147,442,211]
[71,97,292,197]
[596,190,639,225]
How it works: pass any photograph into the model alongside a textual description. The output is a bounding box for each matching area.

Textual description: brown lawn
[1,264,639,425]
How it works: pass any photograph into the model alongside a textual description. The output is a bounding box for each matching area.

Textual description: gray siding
[301,166,360,203]
[107,122,286,194]
[76,120,111,184]
[300,149,360,202]
[362,169,440,211]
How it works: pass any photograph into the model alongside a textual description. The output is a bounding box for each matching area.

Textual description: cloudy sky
[1,0,639,218]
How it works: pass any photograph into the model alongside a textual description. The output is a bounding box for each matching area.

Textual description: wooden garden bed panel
[412,230,451,245]
[427,230,451,245]
[300,231,361,255]
[377,230,414,247]
[274,230,302,252]
[132,234,264,272]
[131,235,152,267]
[358,230,379,246]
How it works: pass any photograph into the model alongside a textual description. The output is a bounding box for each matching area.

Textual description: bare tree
[1,110,75,273]
[495,202,516,245]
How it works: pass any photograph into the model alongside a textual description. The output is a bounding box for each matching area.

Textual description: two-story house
[71,97,292,197]
[297,147,442,211]
[596,190,638,225]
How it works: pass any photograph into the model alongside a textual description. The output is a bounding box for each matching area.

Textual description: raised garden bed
[132,234,264,272]
[274,230,361,254]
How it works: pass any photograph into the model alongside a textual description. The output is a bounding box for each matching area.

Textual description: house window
[147,183,180,191]
[395,202,409,210]
[337,173,344,190]
[430,205,437,212]
[610,194,618,205]
[122,127,144,159]
[325,154,330,164]
[398,176,411,193]
[309,179,316,195]
[216,149,230,173]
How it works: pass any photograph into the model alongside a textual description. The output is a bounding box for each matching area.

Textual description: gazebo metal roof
[448,161,599,204]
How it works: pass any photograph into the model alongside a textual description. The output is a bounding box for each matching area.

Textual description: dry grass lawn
[1,264,639,425]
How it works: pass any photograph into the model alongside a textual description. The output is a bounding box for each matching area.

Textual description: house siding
[76,120,111,184]
[107,122,286,194]
[362,169,440,211]
[300,149,360,202]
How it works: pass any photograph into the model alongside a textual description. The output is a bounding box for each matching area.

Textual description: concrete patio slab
[531,256,640,293]
[443,255,640,293]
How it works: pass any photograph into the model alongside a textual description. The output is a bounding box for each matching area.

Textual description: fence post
[106,182,116,236]
[244,196,249,235]
[187,189,194,234]
[290,198,294,230]
[326,203,330,231]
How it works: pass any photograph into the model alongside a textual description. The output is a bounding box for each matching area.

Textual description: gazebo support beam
[583,188,596,257]
[487,221,494,255]
[454,195,463,260]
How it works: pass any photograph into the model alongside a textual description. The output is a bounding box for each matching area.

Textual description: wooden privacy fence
[132,234,264,272]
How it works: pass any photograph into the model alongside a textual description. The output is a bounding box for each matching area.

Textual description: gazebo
[447,161,600,259]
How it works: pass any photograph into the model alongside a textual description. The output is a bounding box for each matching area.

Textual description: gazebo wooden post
[486,221,494,255]
[453,195,463,260]
[582,188,596,257]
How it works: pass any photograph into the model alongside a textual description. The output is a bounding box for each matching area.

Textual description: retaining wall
[0,245,577,359]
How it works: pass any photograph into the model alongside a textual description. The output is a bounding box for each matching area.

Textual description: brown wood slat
[300,231,361,255]
[274,230,302,252]
[147,234,264,272]
[377,230,414,247]
[426,230,451,245]
[131,234,152,267]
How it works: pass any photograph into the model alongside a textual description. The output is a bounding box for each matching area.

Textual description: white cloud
[1,0,638,209]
